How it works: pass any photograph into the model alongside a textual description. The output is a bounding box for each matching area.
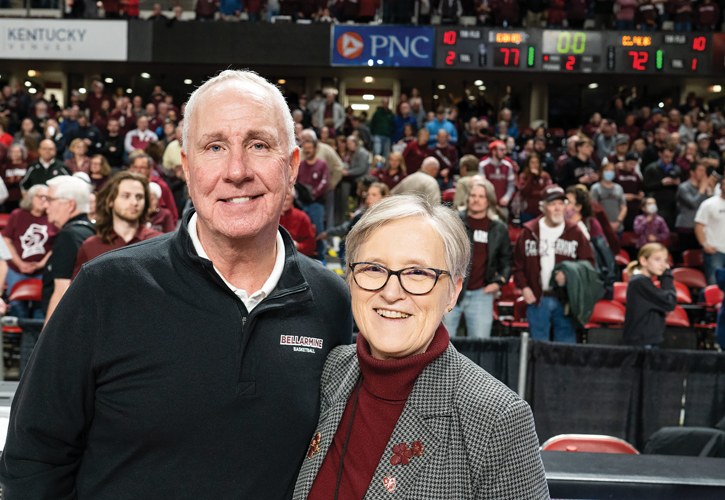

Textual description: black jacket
[99,133,125,168]
[20,159,72,191]
[0,210,352,499]
[623,269,677,346]
[457,211,512,304]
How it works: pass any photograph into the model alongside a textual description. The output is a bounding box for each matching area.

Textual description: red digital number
[629,51,648,71]
[693,36,706,52]
[500,48,520,66]
[566,56,576,70]
[443,31,456,45]
[692,58,698,71]
[446,51,456,65]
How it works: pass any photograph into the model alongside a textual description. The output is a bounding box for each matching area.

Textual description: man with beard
[72,171,161,278]
[128,153,178,226]
[513,185,594,342]
[464,118,491,158]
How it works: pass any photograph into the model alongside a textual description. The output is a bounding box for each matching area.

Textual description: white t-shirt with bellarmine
[539,218,565,292]
[694,195,725,254]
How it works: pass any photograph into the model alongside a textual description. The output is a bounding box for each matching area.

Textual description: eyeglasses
[34,195,49,202]
[45,196,68,203]
[349,262,450,296]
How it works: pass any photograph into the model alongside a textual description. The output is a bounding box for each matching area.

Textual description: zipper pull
[242,316,247,327]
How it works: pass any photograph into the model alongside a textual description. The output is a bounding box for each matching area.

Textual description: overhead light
[376,59,383,65]
[588,83,599,89]
[351,104,370,111]
[362,94,375,100]
[24,81,31,87]
[433,94,439,100]
[659,102,664,108]
[367,59,374,66]
[438,84,446,89]
[141,72,151,79]
[468,95,475,100]
[277,79,286,85]
[711,85,723,93]
[474,79,483,86]
[104,77,113,83]
[27,70,37,77]
[28,88,37,94]
[126,88,133,93]
[184,79,192,85]
[478,85,485,91]
[363,76,374,83]
[79,88,87,94]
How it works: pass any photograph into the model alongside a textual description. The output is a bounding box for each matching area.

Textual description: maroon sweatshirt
[402,141,431,175]
[307,325,449,500]
[512,216,595,303]
[518,171,552,216]
[697,1,720,26]
[279,207,317,257]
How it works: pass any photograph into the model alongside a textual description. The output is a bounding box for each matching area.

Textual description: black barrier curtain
[451,337,520,392]
[527,341,644,448]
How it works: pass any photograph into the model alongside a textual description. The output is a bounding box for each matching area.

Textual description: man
[696,133,720,171]
[299,129,343,227]
[30,101,50,134]
[452,156,482,208]
[464,118,491,158]
[313,91,344,132]
[146,182,176,233]
[500,108,519,139]
[298,139,330,260]
[294,94,313,129]
[478,140,516,210]
[616,151,645,231]
[369,97,395,157]
[695,177,725,286]
[85,81,112,121]
[432,129,458,190]
[0,70,352,499]
[390,156,441,205]
[601,134,630,166]
[559,138,598,190]
[556,135,579,179]
[402,128,431,175]
[512,185,595,342]
[593,118,616,160]
[99,118,125,168]
[145,103,162,134]
[533,136,557,181]
[129,153,178,226]
[643,146,681,229]
[73,172,161,278]
[409,96,426,130]
[279,189,316,257]
[676,161,713,252]
[20,140,71,192]
[39,176,95,325]
[392,102,417,143]
[124,116,158,154]
[66,114,103,156]
[642,126,669,167]
[425,106,458,146]
[351,114,372,151]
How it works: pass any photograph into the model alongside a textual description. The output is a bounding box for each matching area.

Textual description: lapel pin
[383,475,396,493]
[411,440,424,456]
[390,443,413,465]
[307,432,321,459]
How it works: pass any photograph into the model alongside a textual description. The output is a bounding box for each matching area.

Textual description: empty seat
[704,285,724,306]
[589,300,626,325]
[499,278,521,303]
[8,279,43,302]
[671,267,707,290]
[682,249,704,268]
[615,250,630,267]
[441,188,456,203]
[613,282,627,304]
[541,434,639,454]
[620,232,636,248]
[665,306,690,327]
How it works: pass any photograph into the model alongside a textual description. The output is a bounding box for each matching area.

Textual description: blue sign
[331,25,434,68]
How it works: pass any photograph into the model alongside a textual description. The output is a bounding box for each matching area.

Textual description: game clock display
[435,28,537,71]
[610,33,710,74]
[541,31,602,73]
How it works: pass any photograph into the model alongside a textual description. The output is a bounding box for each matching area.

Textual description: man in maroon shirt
[128,153,178,226]
[696,0,720,30]
[85,82,112,122]
[279,190,316,257]
[463,118,491,157]
[432,129,458,190]
[402,128,431,175]
[73,171,161,278]
[298,139,330,260]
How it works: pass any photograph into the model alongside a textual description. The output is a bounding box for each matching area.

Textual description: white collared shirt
[188,213,285,312]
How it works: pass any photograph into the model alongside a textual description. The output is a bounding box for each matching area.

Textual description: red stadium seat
[613,282,627,304]
[615,250,630,266]
[704,285,724,306]
[541,434,639,454]
[666,306,690,327]
[671,267,707,290]
[442,188,456,203]
[499,278,521,302]
[520,127,534,137]
[8,279,43,302]
[589,300,626,326]
[0,213,10,230]
[512,297,529,328]
[621,232,636,248]
[621,269,630,283]
[682,249,704,268]
[673,281,693,304]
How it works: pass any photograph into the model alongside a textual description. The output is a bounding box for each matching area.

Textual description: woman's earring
[447,307,453,313]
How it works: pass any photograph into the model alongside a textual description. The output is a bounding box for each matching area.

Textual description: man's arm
[124,130,135,154]
[44,278,70,327]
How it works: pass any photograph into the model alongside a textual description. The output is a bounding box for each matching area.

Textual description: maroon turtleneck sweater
[307,324,450,500]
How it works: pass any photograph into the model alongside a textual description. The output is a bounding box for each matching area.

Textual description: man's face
[699,138,710,151]
[146,103,156,116]
[381,97,389,108]
[436,130,448,145]
[579,143,593,158]
[326,93,335,104]
[36,103,47,117]
[478,121,489,135]
[302,141,316,161]
[400,103,410,116]
[39,140,56,162]
[617,142,628,155]
[692,165,707,182]
[137,117,148,131]
[467,185,488,216]
[77,115,87,127]
[108,120,119,134]
[624,160,636,172]
[534,140,546,153]
[181,80,300,243]
[130,158,152,179]
[544,199,566,225]
[133,96,142,107]
[501,109,511,122]
[494,143,506,159]
[158,102,168,116]
[46,186,73,228]
[660,150,674,164]
[111,179,145,223]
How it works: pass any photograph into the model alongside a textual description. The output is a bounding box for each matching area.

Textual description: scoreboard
[434,28,716,76]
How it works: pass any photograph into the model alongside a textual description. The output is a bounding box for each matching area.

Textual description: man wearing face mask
[643,145,681,230]
[513,185,595,342]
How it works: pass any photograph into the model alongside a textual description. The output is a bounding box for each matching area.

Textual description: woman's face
[21,119,33,133]
[320,127,330,140]
[149,193,159,213]
[90,157,103,174]
[366,186,385,207]
[74,142,86,156]
[31,187,49,214]
[642,250,669,277]
[528,157,540,173]
[566,193,581,215]
[9,146,21,163]
[337,138,346,152]
[346,138,356,151]
[388,155,400,170]
[351,217,461,360]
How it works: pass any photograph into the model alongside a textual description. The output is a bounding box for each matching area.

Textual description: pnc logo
[337,32,364,59]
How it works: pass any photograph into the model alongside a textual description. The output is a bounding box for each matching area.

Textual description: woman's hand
[648,234,657,242]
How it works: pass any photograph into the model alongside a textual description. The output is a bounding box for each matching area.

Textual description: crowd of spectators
[7,0,721,32]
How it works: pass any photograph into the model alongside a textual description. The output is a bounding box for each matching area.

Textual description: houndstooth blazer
[293,342,550,500]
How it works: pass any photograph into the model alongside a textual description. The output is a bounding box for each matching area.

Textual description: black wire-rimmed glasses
[348,262,451,296]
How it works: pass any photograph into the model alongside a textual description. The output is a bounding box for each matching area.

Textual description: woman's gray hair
[345,194,470,283]
[20,183,46,210]
[46,175,91,213]
[9,143,27,161]
[182,69,295,155]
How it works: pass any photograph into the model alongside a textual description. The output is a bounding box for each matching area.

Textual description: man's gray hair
[20,183,46,210]
[182,70,295,155]
[345,194,470,283]
[47,175,91,213]
[300,128,317,141]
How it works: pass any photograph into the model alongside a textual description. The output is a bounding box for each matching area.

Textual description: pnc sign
[331,26,434,67]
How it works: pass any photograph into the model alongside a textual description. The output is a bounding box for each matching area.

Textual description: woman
[397,122,417,145]
[64,138,91,174]
[634,197,670,248]
[518,153,552,223]
[374,151,407,190]
[2,184,57,319]
[675,141,697,181]
[1,143,28,212]
[402,128,430,175]
[13,118,41,147]
[294,195,548,500]
[89,154,112,192]
[591,162,627,234]
[445,180,511,340]
[336,135,348,159]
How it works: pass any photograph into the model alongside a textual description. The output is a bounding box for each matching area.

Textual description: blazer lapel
[363,345,459,500]
[293,355,361,500]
